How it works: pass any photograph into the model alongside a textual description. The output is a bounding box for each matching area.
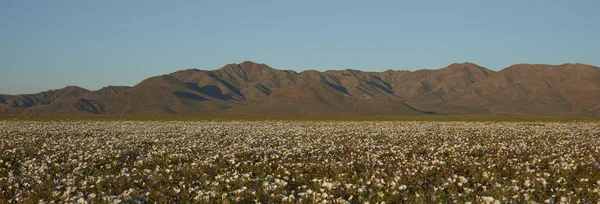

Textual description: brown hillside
[1,61,599,116]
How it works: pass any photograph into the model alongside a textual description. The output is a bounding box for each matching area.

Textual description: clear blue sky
[1,0,599,94]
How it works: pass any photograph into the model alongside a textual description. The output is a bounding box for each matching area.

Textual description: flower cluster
[0,120,599,203]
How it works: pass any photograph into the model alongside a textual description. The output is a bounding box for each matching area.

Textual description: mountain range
[1,61,599,116]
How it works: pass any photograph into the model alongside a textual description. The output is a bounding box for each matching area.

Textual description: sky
[1,0,599,94]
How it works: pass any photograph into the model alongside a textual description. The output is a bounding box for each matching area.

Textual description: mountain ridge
[1,61,599,116]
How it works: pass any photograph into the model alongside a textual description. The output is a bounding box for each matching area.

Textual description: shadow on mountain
[370,76,395,94]
[11,97,35,108]
[324,82,350,95]
[74,99,104,114]
[184,83,233,100]
[255,84,272,95]
[207,73,245,98]
[0,96,6,104]
[173,91,208,101]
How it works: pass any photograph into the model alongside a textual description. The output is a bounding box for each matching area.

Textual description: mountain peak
[441,62,493,74]
[239,60,261,66]
[445,62,482,69]
[59,86,89,92]
[239,61,272,70]
[219,61,275,71]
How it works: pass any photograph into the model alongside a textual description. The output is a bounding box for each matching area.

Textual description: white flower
[322,182,333,190]
[76,198,87,204]
[524,180,531,187]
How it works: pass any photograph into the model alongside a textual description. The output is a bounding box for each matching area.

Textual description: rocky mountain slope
[1,61,599,116]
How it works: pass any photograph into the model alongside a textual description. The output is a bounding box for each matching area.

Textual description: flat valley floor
[1,120,599,203]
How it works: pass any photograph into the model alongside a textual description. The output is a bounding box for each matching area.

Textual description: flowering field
[1,120,599,203]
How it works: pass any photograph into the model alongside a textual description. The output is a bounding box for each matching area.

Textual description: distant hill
[2,61,599,116]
